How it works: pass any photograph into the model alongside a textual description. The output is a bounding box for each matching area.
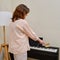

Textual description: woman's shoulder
[19,19,28,24]
[15,19,28,25]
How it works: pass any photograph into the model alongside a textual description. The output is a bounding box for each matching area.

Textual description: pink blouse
[8,19,39,54]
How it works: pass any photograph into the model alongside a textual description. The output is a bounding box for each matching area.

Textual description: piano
[27,37,59,60]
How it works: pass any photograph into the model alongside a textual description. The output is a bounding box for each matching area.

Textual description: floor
[28,58,38,60]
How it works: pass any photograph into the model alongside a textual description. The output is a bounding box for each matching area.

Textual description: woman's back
[9,19,30,54]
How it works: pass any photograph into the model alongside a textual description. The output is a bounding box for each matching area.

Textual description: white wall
[0,0,12,11]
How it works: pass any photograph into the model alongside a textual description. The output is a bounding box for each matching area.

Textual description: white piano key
[30,47,57,53]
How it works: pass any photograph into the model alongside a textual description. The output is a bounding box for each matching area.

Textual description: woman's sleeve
[23,21,39,41]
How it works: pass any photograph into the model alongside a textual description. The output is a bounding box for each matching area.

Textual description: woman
[8,4,45,60]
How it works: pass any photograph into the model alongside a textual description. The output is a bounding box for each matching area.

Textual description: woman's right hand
[37,39,45,46]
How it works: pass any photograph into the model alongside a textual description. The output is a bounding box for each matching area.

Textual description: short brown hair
[12,4,30,22]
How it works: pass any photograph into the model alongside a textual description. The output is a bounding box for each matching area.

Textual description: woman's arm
[22,20,45,45]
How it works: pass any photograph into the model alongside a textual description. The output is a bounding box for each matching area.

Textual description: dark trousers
[9,52,14,60]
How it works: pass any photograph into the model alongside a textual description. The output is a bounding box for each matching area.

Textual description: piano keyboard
[28,38,59,60]
[30,46,58,53]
